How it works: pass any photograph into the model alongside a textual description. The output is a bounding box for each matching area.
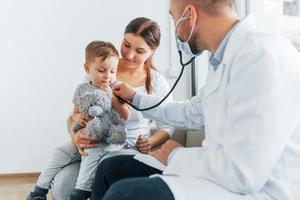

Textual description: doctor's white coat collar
[209,19,239,71]
[222,15,256,65]
[202,15,256,100]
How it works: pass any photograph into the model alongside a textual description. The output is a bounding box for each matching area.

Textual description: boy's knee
[51,144,81,165]
[52,142,77,158]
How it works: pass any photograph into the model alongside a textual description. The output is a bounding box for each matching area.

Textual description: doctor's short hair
[85,41,119,64]
[178,0,235,15]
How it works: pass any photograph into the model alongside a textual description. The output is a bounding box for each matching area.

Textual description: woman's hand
[136,135,152,154]
[72,129,98,156]
[113,83,136,102]
[72,113,92,127]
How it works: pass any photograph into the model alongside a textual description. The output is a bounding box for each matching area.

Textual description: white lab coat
[135,16,300,200]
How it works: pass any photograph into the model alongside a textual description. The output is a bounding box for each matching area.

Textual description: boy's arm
[112,95,132,120]
[72,105,80,119]
[67,115,75,139]
[67,105,81,140]
[72,105,90,127]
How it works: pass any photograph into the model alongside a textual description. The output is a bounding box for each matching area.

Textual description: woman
[50,17,174,200]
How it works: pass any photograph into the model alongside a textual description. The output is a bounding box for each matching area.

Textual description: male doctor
[95,0,300,199]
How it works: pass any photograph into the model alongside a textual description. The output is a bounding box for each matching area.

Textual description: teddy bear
[72,89,126,145]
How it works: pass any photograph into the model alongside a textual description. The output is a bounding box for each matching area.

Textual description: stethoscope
[115,51,195,111]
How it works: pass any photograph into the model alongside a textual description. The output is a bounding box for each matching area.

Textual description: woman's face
[120,33,155,69]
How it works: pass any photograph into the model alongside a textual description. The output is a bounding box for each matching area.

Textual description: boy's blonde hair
[85,41,119,64]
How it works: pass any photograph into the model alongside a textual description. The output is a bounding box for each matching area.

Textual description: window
[248,0,300,52]
[283,0,300,16]
[282,0,300,50]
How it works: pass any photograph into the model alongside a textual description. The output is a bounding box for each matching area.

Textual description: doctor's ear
[187,6,198,24]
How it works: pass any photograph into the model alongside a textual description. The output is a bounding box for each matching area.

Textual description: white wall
[248,0,282,33]
[0,0,192,173]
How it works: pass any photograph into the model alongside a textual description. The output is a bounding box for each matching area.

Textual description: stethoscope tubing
[116,51,195,111]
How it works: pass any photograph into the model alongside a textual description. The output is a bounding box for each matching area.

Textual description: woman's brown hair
[125,17,161,94]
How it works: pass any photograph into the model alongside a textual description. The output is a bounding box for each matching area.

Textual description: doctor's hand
[112,83,136,102]
[72,129,99,156]
[149,140,183,165]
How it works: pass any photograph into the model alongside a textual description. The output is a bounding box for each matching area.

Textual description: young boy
[27,41,131,200]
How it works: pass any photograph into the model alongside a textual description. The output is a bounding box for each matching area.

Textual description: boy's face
[84,56,119,90]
